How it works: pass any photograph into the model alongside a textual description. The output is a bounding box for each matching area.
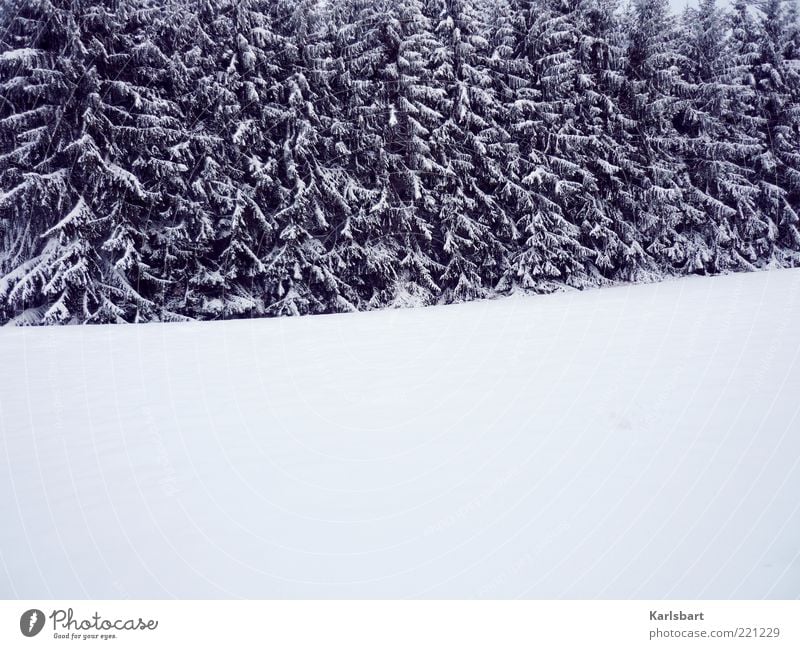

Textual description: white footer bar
[1,601,797,648]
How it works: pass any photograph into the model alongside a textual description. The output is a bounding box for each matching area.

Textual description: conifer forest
[1,0,799,325]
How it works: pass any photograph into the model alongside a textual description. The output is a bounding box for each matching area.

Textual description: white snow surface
[2,269,800,599]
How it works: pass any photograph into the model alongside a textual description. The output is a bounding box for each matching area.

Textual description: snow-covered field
[2,269,800,599]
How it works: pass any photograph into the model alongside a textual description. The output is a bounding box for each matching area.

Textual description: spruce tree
[0,0,168,323]
[426,0,516,301]
[752,0,800,256]
[493,0,587,293]
[621,0,699,273]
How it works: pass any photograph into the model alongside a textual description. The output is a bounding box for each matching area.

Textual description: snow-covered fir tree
[372,0,447,306]
[489,0,588,293]
[750,0,800,255]
[0,0,173,323]
[524,0,646,283]
[426,0,517,301]
[676,0,767,270]
[621,0,703,273]
[258,0,364,316]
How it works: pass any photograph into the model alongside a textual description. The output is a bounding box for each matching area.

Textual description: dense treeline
[0,0,798,324]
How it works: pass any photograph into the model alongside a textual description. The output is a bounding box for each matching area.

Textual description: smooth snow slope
[2,269,800,599]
